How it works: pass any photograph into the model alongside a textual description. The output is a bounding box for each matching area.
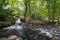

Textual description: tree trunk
[24,0,28,23]
[47,0,51,22]
[52,0,56,22]
[28,0,31,22]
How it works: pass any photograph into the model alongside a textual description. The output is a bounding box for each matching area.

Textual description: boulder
[8,35,17,40]
[0,38,10,40]
[16,38,22,40]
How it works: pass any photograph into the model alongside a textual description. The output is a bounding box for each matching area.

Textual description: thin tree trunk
[28,0,31,22]
[47,0,50,22]
[52,0,56,22]
[24,0,28,23]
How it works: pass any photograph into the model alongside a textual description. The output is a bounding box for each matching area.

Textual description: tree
[51,0,56,22]
[0,0,14,21]
[46,0,51,22]
[24,0,28,23]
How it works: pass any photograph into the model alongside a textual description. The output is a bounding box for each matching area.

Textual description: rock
[0,38,10,40]
[50,36,57,40]
[16,38,22,40]
[8,35,17,40]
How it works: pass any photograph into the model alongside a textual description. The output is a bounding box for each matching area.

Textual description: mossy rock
[0,22,11,28]
[0,38,10,40]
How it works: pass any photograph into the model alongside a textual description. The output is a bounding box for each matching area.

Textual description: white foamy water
[16,18,22,24]
[3,25,23,30]
[3,18,22,30]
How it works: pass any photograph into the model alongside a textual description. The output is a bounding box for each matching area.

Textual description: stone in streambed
[0,38,10,40]
[16,38,22,40]
[8,35,17,40]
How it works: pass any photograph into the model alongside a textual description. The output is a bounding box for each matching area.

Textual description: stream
[0,18,60,40]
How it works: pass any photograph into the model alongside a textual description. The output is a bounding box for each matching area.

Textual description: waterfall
[16,18,22,24]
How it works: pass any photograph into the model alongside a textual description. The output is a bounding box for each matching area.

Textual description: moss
[0,21,15,29]
[0,22,10,28]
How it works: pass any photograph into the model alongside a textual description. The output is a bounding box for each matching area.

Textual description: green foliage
[7,0,60,20]
[0,0,14,20]
[0,0,60,22]
[0,0,15,28]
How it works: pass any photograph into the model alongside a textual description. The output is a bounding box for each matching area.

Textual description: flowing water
[0,18,60,40]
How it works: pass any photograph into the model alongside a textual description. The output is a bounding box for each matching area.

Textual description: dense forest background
[0,0,60,27]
